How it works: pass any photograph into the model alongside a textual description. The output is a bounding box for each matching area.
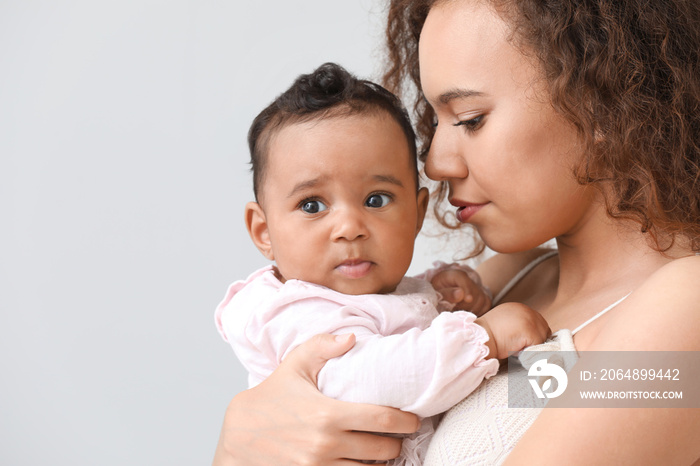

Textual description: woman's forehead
[419,1,527,103]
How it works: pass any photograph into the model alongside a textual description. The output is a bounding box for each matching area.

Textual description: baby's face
[249,112,428,295]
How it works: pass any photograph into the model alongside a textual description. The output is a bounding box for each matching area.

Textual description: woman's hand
[213,333,421,466]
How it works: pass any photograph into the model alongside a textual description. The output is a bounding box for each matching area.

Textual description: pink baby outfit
[215,265,499,466]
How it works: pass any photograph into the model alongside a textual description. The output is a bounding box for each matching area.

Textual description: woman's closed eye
[454,114,485,133]
[365,193,392,208]
[299,198,328,214]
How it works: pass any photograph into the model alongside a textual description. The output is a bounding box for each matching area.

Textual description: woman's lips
[336,260,373,279]
[451,200,488,223]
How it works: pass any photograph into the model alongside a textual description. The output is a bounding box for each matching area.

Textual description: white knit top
[424,251,630,465]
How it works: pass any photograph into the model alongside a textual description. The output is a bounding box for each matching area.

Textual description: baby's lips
[335,260,373,279]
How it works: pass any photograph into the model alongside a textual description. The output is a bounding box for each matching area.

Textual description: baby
[215,63,549,465]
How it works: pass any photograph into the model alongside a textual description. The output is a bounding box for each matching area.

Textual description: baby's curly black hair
[248,62,418,200]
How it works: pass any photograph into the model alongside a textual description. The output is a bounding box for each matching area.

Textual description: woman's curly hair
[383,0,700,253]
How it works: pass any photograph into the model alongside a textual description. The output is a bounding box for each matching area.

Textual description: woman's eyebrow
[439,88,485,104]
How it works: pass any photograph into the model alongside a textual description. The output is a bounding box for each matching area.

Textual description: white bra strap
[571,292,632,335]
[493,250,559,305]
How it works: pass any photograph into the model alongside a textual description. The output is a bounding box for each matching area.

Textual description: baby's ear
[415,187,430,236]
[245,202,274,260]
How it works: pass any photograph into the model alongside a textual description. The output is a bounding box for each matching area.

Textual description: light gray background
[1,1,474,464]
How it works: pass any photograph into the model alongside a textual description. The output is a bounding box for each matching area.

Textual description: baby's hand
[475,302,550,360]
[431,269,492,316]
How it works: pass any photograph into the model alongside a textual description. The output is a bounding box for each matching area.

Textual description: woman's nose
[424,129,469,181]
[331,207,369,242]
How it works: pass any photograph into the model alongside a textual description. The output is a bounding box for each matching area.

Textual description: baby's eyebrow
[287,178,321,198]
[287,175,404,198]
[374,174,404,187]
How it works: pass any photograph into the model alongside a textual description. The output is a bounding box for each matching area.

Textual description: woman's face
[419,0,599,253]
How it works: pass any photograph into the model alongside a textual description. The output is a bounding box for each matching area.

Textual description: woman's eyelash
[431,115,485,132]
[453,115,484,132]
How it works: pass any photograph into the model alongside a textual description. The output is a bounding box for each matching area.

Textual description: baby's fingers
[533,310,551,339]
[522,314,551,347]
[439,286,465,304]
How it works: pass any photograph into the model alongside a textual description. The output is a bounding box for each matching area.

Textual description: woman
[214,0,700,464]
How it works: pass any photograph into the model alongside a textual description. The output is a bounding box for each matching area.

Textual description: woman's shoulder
[652,252,700,276]
[594,254,700,351]
[635,254,700,304]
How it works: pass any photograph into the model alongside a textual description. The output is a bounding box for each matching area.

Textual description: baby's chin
[279,265,403,295]
[324,279,400,296]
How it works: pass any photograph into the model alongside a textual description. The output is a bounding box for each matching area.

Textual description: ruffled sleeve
[318,310,500,418]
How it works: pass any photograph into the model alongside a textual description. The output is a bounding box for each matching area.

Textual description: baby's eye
[300,200,328,214]
[365,193,392,208]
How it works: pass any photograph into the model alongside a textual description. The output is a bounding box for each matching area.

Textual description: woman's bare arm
[504,256,700,465]
[213,333,420,466]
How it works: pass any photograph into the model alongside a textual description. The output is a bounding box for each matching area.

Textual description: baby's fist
[476,302,550,359]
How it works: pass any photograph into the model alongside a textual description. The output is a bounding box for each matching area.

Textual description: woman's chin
[479,230,550,255]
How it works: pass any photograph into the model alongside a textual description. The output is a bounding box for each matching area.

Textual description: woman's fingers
[214,333,419,465]
[335,431,405,462]
[219,395,415,464]
[278,333,356,384]
[334,401,420,434]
